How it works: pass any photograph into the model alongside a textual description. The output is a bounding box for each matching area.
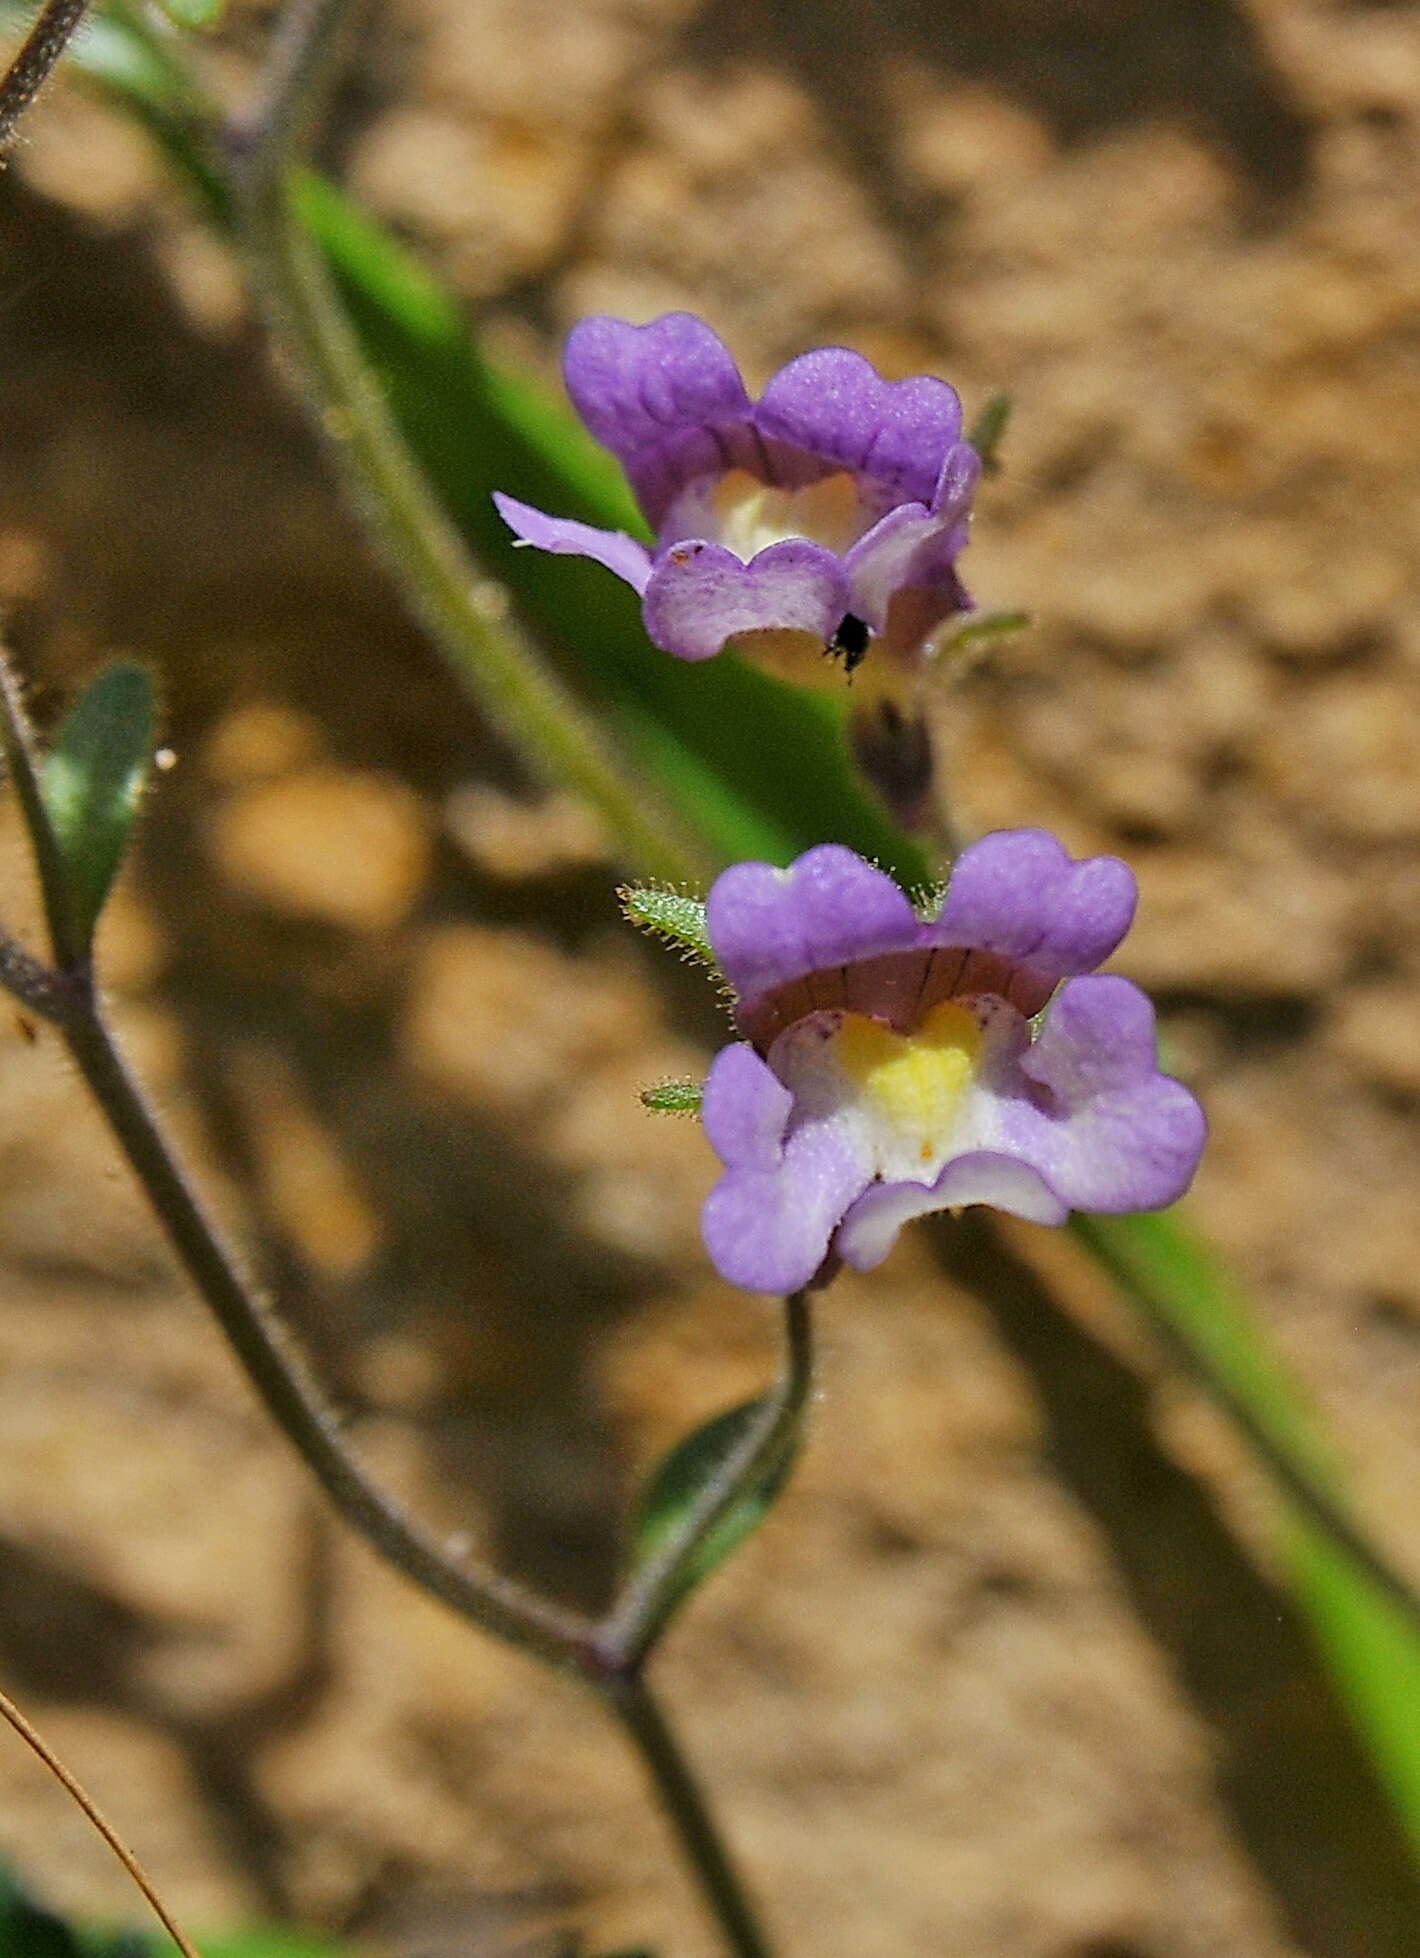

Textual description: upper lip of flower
[562,312,977,531]
[705,830,1141,1033]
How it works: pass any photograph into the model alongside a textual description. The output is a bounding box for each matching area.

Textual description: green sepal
[943,609,1032,654]
[39,661,156,954]
[967,391,1012,475]
[631,1399,797,1612]
[619,885,714,966]
[640,1078,705,1116]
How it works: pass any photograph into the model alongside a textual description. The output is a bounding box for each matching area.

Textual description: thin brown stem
[609,1674,775,1958]
[0,0,92,152]
[0,1680,203,1957]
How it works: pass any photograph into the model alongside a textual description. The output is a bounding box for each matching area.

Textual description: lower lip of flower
[739,945,1056,1051]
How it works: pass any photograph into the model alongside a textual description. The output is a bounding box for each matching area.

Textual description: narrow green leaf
[200,1934,344,1958]
[619,886,713,964]
[39,661,155,952]
[632,1400,796,1608]
[1076,1208,1420,1848]
[640,1078,705,1116]
[1072,1211,1330,1476]
[1289,1517,1420,1845]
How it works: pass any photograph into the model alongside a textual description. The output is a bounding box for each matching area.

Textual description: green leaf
[151,0,226,26]
[632,1400,796,1608]
[619,886,713,964]
[39,661,155,953]
[640,1078,705,1115]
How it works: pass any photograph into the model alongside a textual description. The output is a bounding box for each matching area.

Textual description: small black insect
[827,612,871,675]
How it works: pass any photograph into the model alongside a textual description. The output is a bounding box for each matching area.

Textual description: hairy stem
[610,1673,775,1958]
[0,651,82,962]
[222,0,711,886]
[602,1290,813,1669]
[0,0,91,152]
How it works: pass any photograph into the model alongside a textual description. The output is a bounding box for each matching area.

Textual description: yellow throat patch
[833,1000,983,1171]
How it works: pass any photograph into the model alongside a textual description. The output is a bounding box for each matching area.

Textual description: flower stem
[602,1290,814,1669]
[608,1671,775,1958]
[0,0,92,152]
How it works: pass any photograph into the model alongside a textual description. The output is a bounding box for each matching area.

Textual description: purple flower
[696,830,1206,1294]
[494,313,980,683]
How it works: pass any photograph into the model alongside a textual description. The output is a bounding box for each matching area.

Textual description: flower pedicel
[691,830,1206,1294]
[495,312,980,688]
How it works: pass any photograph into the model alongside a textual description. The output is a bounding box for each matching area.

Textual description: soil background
[1,2,1420,1955]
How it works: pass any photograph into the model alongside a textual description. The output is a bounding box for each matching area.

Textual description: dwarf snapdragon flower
[694,830,1205,1295]
[495,313,980,685]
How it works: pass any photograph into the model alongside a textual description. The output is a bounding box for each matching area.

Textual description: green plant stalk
[5,647,779,1958]
[224,135,712,888]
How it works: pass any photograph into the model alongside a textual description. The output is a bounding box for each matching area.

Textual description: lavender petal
[641,537,850,663]
[707,844,921,1009]
[493,493,653,594]
[755,347,966,509]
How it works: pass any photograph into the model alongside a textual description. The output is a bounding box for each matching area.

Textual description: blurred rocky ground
[0,1,1419,1954]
